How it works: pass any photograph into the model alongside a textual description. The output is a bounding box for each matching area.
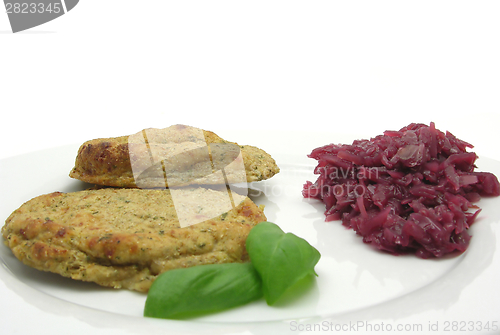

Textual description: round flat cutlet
[69,124,280,188]
[2,187,266,292]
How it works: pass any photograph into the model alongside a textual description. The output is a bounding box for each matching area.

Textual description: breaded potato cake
[2,187,266,292]
[69,124,279,188]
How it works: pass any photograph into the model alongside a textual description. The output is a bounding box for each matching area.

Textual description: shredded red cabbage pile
[303,123,500,258]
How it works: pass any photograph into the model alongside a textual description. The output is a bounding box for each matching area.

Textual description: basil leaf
[246,221,321,305]
[144,262,262,319]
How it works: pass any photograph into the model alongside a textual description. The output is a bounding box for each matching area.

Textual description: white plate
[1,135,500,335]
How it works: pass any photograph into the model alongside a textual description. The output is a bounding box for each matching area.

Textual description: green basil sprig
[144,221,321,319]
[246,221,321,305]
[144,262,262,319]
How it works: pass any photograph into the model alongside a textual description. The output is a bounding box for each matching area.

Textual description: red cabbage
[303,123,500,258]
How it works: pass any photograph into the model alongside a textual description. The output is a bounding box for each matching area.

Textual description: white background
[0,1,499,160]
[1,1,500,335]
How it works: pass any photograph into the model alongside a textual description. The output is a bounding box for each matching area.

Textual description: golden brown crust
[69,125,280,188]
[2,187,267,292]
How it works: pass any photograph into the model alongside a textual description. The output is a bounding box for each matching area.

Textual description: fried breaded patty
[69,124,279,188]
[2,187,266,292]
